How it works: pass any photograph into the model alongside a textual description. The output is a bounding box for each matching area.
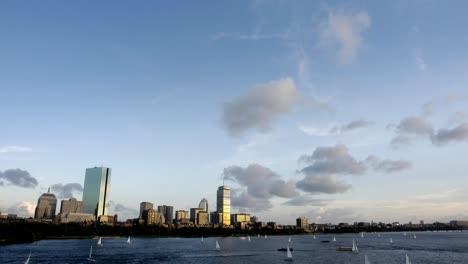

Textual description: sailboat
[332,236,336,242]
[97,237,103,246]
[24,251,31,264]
[248,235,251,242]
[405,254,412,264]
[257,234,260,237]
[413,234,417,239]
[127,236,132,244]
[265,234,268,239]
[390,238,394,244]
[285,245,293,261]
[361,233,364,238]
[377,233,381,238]
[201,236,204,243]
[313,235,316,240]
[364,255,371,264]
[87,246,96,262]
[352,239,359,253]
[288,236,292,243]
[404,232,407,236]
[215,240,221,251]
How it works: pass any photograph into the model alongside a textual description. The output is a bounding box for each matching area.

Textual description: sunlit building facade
[82,167,111,218]
[60,198,83,214]
[157,205,174,224]
[216,185,231,225]
[34,187,57,219]
[139,202,153,219]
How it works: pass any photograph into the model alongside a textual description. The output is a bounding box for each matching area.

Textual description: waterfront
[1,232,467,263]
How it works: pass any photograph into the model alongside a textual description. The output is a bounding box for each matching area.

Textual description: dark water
[1,231,468,263]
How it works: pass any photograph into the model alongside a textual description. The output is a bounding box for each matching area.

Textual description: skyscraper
[60,198,83,214]
[199,198,208,213]
[34,187,57,219]
[82,167,111,218]
[216,185,231,225]
[139,202,153,219]
[157,205,174,224]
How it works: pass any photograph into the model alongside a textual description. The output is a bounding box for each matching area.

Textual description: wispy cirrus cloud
[0,146,32,153]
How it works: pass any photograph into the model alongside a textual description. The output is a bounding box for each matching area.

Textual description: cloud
[296,175,351,194]
[0,146,33,153]
[212,31,287,41]
[320,10,371,63]
[0,169,38,188]
[8,201,35,217]
[298,144,367,176]
[224,163,299,211]
[432,123,468,145]
[222,78,298,136]
[108,201,138,220]
[366,156,412,173]
[310,207,363,224]
[330,119,371,134]
[51,183,83,199]
[283,196,329,206]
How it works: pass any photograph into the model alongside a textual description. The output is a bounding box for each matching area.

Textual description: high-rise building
[142,208,159,225]
[197,211,209,225]
[199,198,208,212]
[190,208,202,223]
[34,187,57,219]
[82,167,111,218]
[231,213,251,224]
[157,205,174,224]
[60,198,83,214]
[296,216,309,229]
[139,202,153,219]
[175,210,189,224]
[216,185,231,225]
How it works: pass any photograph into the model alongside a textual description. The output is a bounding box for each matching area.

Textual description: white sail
[404,232,407,236]
[87,246,95,262]
[127,236,131,244]
[216,240,220,250]
[313,235,316,239]
[364,255,371,264]
[390,238,393,244]
[413,234,417,239]
[97,237,102,246]
[288,236,291,243]
[333,236,336,242]
[361,232,364,238]
[248,235,251,242]
[201,236,204,242]
[405,254,412,264]
[377,233,380,238]
[286,245,293,260]
[24,251,31,264]
[352,239,358,253]
[257,234,260,237]
[265,234,268,238]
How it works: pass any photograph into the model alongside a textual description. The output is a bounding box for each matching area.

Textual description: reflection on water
[1,232,468,263]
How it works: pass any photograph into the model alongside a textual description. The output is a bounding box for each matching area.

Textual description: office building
[34,187,57,219]
[231,213,251,224]
[142,208,159,225]
[82,167,111,218]
[157,205,174,224]
[60,198,83,214]
[190,208,202,223]
[197,211,209,225]
[199,198,208,213]
[296,216,309,229]
[139,202,153,219]
[175,210,189,224]
[58,213,95,223]
[216,185,231,225]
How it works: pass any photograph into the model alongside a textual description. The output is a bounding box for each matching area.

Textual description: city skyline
[0,1,468,224]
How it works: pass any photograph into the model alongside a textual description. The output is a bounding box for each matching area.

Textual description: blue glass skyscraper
[82,167,111,217]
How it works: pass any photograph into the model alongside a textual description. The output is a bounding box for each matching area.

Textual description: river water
[1,231,467,263]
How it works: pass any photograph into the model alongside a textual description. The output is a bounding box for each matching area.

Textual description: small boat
[321,240,331,243]
[24,251,31,264]
[336,247,352,251]
[364,254,371,264]
[127,236,132,244]
[215,240,220,251]
[248,235,251,242]
[413,234,417,239]
[313,235,316,240]
[201,236,204,243]
[265,234,268,238]
[258,234,260,237]
[285,245,293,261]
[278,247,294,251]
[332,236,337,242]
[405,254,412,264]
[87,246,95,262]
[97,237,103,246]
[361,233,364,238]
[404,232,407,236]
[352,239,359,253]
[390,238,394,244]
[288,236,292,243]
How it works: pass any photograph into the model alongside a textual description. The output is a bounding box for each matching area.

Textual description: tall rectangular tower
[216,185,231,225]
[82,167,111,217]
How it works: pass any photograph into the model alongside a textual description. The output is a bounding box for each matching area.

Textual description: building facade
[142,209,159,225]
[296,216,309,229]
[190,208,202,224]
[82,167,111,218]
[216,185,231,225]
[34,188,57,219]
[175,210,189,224]
[60,198,83,214]
[139,202,153,219]
[197,211,209,225]
[157,205,174,224]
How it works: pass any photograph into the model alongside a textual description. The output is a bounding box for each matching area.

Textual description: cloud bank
[0,169,38,188]
[51,183,83,199]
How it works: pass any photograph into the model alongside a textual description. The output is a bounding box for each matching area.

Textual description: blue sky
[1,0,468,224]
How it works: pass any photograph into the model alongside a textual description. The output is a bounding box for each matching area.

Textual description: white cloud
[0,146,33,153]
[8,201,35,217]
[320,10,371,64]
